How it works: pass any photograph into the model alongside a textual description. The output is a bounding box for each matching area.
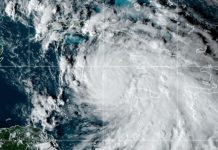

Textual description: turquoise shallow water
[65,34,86,45]
[115,0,130,6]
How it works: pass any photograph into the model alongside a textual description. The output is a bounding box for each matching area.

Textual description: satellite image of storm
[0,0,218,149]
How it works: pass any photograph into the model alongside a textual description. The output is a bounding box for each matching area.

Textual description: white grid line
[0,139,216,142]
[176,0,179,146]
[103,2,106,148]
[28,16,31,135]
[0,66,60,68]
[0,65,218,68]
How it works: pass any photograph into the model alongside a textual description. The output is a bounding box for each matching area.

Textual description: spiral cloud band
[3,0,218,149]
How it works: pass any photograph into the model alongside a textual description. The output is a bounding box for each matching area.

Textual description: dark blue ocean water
[176,0,218,24]
[0,72,29,128]
[0,16,30,66]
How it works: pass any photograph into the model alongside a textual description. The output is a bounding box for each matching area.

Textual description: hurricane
[0,0,218,149]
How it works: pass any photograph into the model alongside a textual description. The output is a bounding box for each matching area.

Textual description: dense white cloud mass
[4,0,218,149]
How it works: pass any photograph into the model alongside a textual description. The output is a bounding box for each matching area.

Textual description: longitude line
[27,16,32,142]
[103,2,106,149]
[176,0,179,144]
